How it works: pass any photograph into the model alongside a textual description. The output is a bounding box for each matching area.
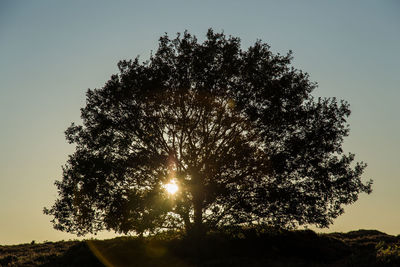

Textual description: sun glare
[163,179,178,195]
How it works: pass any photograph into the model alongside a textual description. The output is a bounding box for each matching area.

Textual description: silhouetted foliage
[44,29,372,237]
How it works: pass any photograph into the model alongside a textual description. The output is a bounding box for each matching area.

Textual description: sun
[163,179,178,195]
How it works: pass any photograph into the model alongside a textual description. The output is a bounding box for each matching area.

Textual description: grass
[1,228,400,266]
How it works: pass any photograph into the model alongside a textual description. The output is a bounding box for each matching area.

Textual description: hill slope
[1,229,399,266]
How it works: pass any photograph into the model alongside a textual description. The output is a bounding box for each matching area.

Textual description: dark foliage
[44,29,372,237]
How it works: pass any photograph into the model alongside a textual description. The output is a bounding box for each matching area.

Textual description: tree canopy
[44,29,372,237]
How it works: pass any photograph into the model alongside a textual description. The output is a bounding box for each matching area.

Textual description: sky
[0,0,399,245]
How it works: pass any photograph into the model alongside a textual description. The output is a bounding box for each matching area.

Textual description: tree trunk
[190,170,205,240]
[193,199,204,239]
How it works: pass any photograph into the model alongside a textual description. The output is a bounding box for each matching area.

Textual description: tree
[44,29,372,237]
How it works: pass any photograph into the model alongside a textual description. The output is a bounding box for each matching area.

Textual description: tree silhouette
[44,29,372,237]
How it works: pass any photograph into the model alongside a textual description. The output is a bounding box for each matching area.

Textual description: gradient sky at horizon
[1,0,399,245]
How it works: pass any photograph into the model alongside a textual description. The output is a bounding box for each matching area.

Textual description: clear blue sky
[0,0,399,245]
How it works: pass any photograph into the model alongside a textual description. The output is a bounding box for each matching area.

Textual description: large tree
[44,29,372,237]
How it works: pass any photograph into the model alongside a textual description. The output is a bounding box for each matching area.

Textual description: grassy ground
[1,228,400,266]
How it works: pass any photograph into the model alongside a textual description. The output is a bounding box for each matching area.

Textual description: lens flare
[163,179,178,195]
